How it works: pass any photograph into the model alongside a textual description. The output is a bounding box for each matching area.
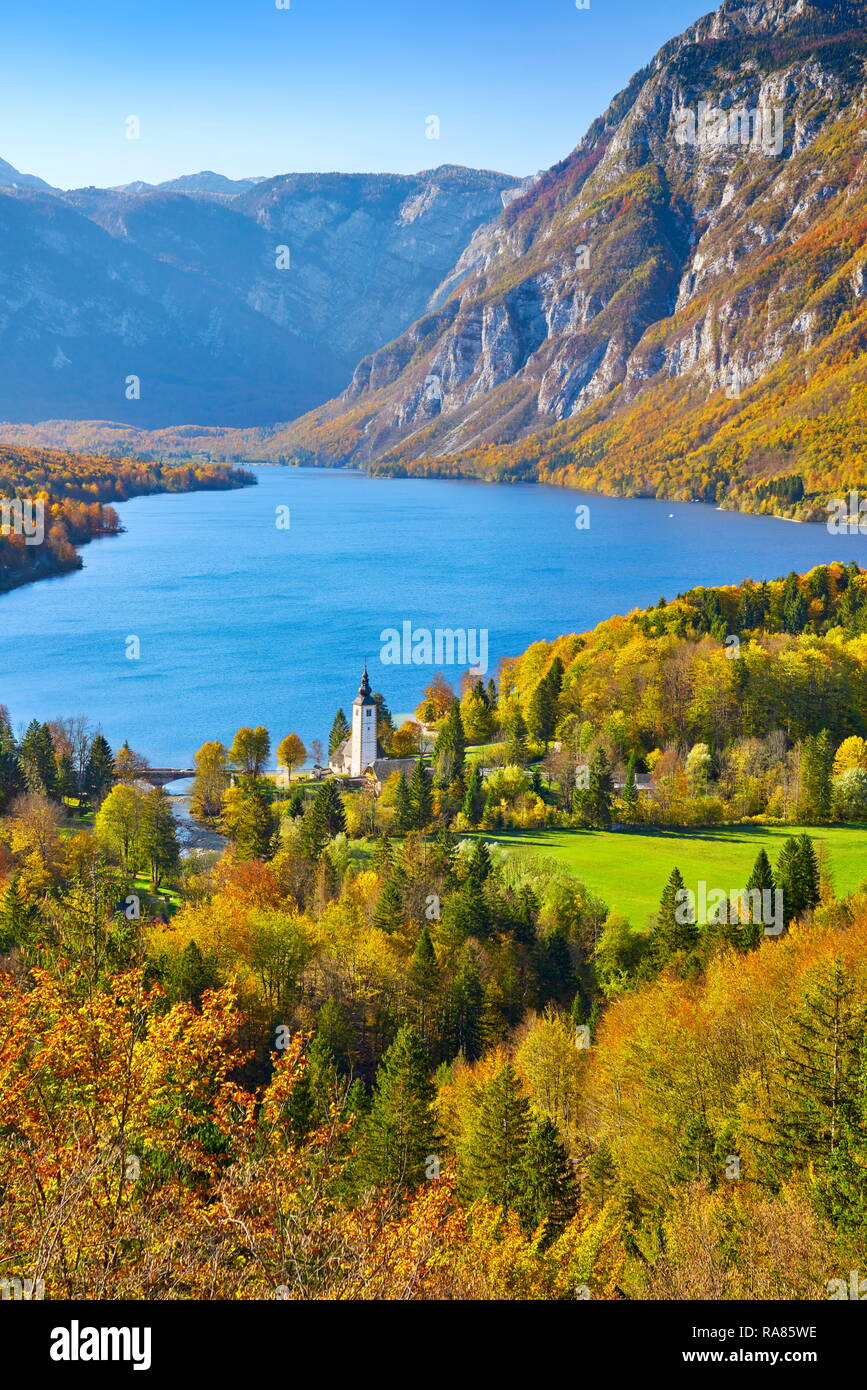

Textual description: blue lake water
[2,465,867,766]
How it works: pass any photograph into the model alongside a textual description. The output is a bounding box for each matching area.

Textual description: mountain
[0,165,519,427]
[272,0,867,518]
[0,155,55,192]
[115,171,268,196]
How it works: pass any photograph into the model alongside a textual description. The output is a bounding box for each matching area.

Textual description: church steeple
[354,662,374,706]
[350,662,377,775]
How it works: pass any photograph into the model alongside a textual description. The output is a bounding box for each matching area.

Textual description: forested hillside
[2,564,867,1299]
[0,444,253,592]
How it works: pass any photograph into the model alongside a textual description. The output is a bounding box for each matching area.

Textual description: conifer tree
[320,778,347,836]
[373,875,404,933]
[649,866,697,967]
[503,701,529,766]
[0,711,22,813]
[139,786,180,891]
[392,772,412,834]
[223,777,280,861]
[354,1025,438,1193]
[408,758,432,830]
[518,1117,578,1242]
[328,708,350,755]
[83,733,115,807]
[798,730,834,823]
[372,832,394,873]
[462,762,485,827]
[19,720,58,799]
[0,873,39,952]
[433,702,466,789]
[410,924,440,1048]
[172,940,219,1007]
[443,944,484,1061]
[733,846,778,949]
[462,1064,531,1209]
[759,961,866,1218]
[584,1139,618,1212]
[581,746,614,829]
[671,1113,719,1186]
[776,834,820,926]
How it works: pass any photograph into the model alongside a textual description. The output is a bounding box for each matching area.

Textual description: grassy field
[486,824,867,926]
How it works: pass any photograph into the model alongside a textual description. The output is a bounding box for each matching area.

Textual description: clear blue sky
[4,0,712,188]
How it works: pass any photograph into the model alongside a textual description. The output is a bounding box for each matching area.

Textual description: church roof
[353,662,375,706]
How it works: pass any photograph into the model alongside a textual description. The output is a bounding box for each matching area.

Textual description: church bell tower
[350,664,378,776]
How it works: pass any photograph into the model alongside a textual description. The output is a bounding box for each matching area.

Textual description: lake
[2,465,867,766]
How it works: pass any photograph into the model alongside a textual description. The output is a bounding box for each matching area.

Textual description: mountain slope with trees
[268,0,867,518]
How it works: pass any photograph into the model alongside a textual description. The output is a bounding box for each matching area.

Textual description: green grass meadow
[487,824,867,926]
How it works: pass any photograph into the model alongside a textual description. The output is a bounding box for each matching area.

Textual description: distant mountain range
[0,164,520,426]
[3,0,866,523]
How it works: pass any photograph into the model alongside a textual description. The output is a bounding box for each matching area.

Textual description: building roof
[370,758,420,782]
[353,662,375,707]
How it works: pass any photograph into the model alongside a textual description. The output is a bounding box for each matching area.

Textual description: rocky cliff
[276,0,867,514]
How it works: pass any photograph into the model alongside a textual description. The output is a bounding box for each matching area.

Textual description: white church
[328,664,418,786]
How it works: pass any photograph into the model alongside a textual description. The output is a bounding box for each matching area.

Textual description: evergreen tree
[584,1139,618,1212]
[742,847,776,948]
[328,708,350,756]
[776,834,820,926]
[462,1064,531,1209]
[518,1117,578,1242]
[322,778,347,835]
[798,731,834,822]
[408,758,432,830]
[782,572,808,633]
[462,762,485,827]
[0,710,22,813]
[372,832,394,873]
[222,777,280,861]
[0,873,40,952]
[171,940,219,1007]
[19,720,58,799]
[580,746,614,828]
[759,962,867,1219]
[314,997,352,1074]
[649,866,697,967]
[354,1025,438,1192]
[139,785,181,891]
[443,945,484,1062]
[433,704,466,789]
[83,733,115,807]
[410,924,440,1048]
[373,875,404,933]
[392,773,413,835]
[503,701,529,766]
[467,836,493,884]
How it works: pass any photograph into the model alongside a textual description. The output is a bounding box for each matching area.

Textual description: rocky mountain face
[279,0,867,509]
[0,165,518,426]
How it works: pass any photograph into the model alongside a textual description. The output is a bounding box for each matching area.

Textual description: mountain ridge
[255,0,867,515]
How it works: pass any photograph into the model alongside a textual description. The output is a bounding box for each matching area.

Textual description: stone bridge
[138,768,196,787]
